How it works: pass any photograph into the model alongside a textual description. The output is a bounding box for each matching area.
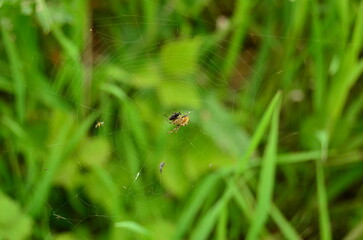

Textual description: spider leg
[164,114,172,124]
[182,111,191,117]
[168,125,180,134]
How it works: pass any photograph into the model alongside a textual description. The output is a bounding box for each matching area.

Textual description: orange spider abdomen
[177,116,189,126]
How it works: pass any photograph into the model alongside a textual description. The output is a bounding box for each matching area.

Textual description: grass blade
[246,92,280,240]
[316,159,332,240]
[27,114,95,216]
[236,91,281,174]
[26,116,73,216]
[343,218,363,240]
[316,131,332,240]
[311,2,327,112]
[270,204,302,240]
[216,206,228,240]
[175,171,226,239]
[222,0,253,79]
[1,20,26,124]
[190,188,233,240]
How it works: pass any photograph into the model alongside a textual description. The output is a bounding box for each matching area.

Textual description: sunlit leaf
[160,38,203,77]
[0,192,33,240]
[115,221,151,237]
[78,137,111,167]
[158,79,201,108]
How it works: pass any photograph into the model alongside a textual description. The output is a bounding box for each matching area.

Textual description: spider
[165,111,190,134]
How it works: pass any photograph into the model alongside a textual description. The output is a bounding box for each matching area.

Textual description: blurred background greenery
[1,0,363,239]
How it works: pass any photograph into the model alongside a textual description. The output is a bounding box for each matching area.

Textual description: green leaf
[202,94,249,157]
[84,168,121,214]
[158,79,201,108]
[53,232,82,240]
[114,221,151,238]
[132,62,161,88]
[160,152,190,197]
[78,137,111,167]
[0,192,33,240]
[160,38,203,77]
[94,64,132,85]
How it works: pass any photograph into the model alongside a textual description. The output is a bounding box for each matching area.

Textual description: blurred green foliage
[1,0,363,239]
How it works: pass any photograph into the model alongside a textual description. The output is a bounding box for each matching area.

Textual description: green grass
[1,0,363,239]
[245,92,280,240]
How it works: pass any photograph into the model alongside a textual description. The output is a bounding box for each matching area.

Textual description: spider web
[1,0,319,239]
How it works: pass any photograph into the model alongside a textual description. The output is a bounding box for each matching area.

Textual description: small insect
[159,162,165,173]
[165,111,191,134]
[95,121,104,128]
